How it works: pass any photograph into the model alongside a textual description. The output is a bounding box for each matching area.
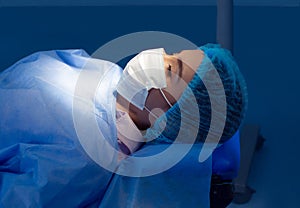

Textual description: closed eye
[168,64,172,71]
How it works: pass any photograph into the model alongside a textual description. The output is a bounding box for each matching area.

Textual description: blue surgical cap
[145,43,248,144]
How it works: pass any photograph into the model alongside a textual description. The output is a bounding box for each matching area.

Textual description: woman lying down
[0,44,247,207]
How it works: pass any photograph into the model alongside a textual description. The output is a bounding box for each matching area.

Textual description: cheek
[182,63,196,83]
[165,70,180,92]
[164,75,187,103]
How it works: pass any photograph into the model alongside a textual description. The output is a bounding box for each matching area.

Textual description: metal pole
[217,0,233,53]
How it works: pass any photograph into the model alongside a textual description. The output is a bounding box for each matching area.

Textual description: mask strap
[159,89,173,108]
[145,106,159,119]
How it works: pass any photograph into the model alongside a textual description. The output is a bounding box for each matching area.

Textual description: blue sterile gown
[0,50,122,207]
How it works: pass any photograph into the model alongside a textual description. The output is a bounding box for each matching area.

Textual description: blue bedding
[0,50,122,207]
[0,50,214,207]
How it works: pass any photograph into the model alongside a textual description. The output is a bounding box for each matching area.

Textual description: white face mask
[116,48,169,110]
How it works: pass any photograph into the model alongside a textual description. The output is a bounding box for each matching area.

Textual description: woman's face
[128,49,204,130]
[163,50,204,103]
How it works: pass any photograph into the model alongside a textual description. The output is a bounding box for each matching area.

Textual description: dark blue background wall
[0,6,217,70]
[232,6,300,207]
[0,6,299,207]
